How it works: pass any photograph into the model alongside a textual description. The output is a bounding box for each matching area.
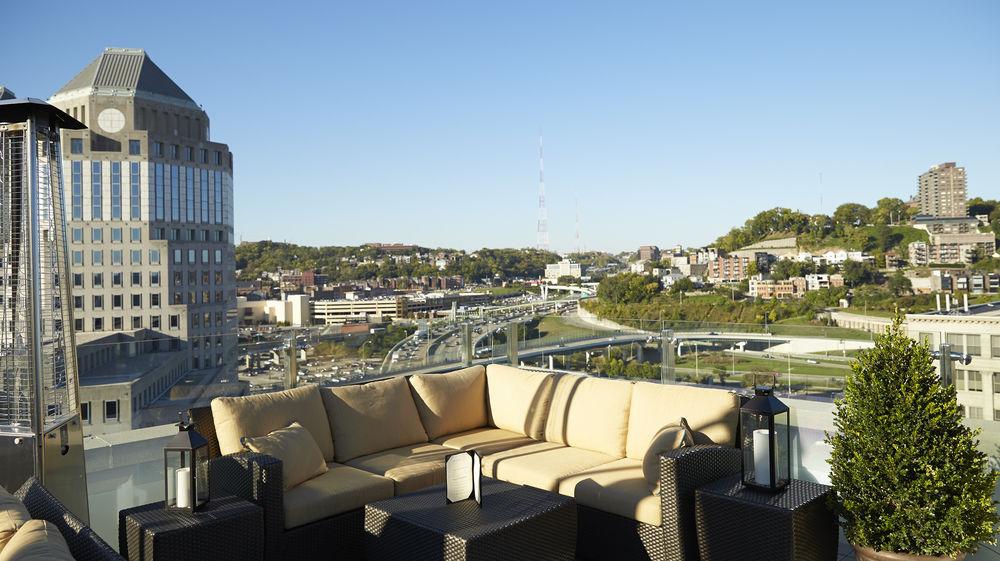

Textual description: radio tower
[536,135,549,251]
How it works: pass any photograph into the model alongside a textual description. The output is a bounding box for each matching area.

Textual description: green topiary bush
[827,317,999,556]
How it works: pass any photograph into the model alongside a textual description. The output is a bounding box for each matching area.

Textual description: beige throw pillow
[409,366,488,440]
[0,520,73,561]
[243,422,328,490]
[0,486,30,553]
[643,418,695,495]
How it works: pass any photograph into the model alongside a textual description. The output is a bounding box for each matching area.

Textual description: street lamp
[931,343,972,387]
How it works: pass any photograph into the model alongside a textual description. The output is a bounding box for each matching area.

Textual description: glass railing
[74,304,1000,558]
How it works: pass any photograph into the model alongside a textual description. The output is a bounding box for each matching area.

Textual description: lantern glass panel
[740,409,790,490]
[195,446,210,507]
[164,449,191,510]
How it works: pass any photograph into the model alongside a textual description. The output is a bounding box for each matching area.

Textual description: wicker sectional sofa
[196,364,742,561]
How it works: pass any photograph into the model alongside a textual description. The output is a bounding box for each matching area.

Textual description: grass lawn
[535,315,598,341]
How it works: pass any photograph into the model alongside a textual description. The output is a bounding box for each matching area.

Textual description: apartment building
[748,277,806,299]
[707,255,750,282]
[917,162,967,218]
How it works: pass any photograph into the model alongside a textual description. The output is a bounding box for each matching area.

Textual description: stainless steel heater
[0,98,89,521]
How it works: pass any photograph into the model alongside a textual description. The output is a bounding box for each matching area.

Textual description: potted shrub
[827,318,998,560]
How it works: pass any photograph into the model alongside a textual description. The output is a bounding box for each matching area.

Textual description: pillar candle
[752,429,772,486]
[176,467,192,508]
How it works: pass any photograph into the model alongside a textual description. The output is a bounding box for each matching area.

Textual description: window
[169,315,180,330]
[90,228,102,243]
[110,162,121,220]
[111,250,123,266]
[169,144,178,159]
[74,318,83,331]
[186,167,195,219]
[91,161,102,220]
[92,273,103,288]
[200,148,208,163]
[80,402,91,424]
[214,151,222,165]
[185,146,194,161]
[72,228,83,243]
[111,227,122,243]
[73,296,83,310]
[173,249,182,264]
[131,294,142,308]
[130,227,142,242]
[150,315,161,329]
[201,291,210,304]
[175,292,185,305]
[72,274,83,288]
[150,271,160,286]
[192,314,200,328]
[103,400,119,422]
[130,250,142,265]
[946,333,963,351]
[72,251,83,266]
[967,406,983,420]
[70,138,83,154]
[93,317,103,331]
[91,250,102,266]
[200,169,209,222]
[130,162,141,220]
[968,371,983,392]
[214,170,223,224]
[154,163,164,221]
[112,294,122,309]
[966,335,981,357]
[150,293,160,308]
[154,142,163,157]
[993,336,1000,358]
[149,249,160,265]
[215,249,222,264]
[112,272,123,287]
[202,249,209,264]
[188,271,197,285]
[93,295,103,309]
[994,373,1000,394]
[131,316,142,329]
[112,317,123,331]
[71,161,82,220]
[128,140,141,155]
[131,272,142,287]
[202,271,210,285]
[188,249,196,264]
[170,165,180,220]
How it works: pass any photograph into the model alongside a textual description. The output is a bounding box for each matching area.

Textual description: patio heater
[0,98,89,521]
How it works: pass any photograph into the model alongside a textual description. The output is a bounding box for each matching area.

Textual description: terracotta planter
[853,545,966,561]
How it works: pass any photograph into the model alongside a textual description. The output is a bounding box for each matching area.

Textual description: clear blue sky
[5,1,998,253]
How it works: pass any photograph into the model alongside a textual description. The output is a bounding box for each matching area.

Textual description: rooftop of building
[912,215,978,224]
[50,47,198,108]
[910,300,1000,318]
[0,86,15,100]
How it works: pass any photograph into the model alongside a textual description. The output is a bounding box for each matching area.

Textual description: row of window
[70,248,222,267]
[72,311,226,332]
[151,142,223,166]
[918,333,1000,358]
[69,138,142,156]
[73,290,227,311]
[152,227,228,243]
[962,406,1000,422]
[71,161,140,221]
[954,370,1000,393]
[80,400,118,424]
[71,226,143,244]
[73,271,159,288]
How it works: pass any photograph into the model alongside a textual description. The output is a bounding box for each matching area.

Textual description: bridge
[540,284,596,298]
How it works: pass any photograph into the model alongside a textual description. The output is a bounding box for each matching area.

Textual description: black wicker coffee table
[364,477,576,561]
[118,496,263,561]
[695,474,837,561]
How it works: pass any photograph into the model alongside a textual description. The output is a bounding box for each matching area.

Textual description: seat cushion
[626,382,740,458]
[558,458,662,527]
[0,486,30,551]
[346,443,453,495]
[484,365,556,439]
[212,384,335,462]
[0,519,74,561]
[409,365,488,440]
[544,374,632,457]
[322,377,428,462]
[433,427,536,456]
[283,463,394,530]
[642,419,694,494]
[243,422,329,490]
[484,442,618,492]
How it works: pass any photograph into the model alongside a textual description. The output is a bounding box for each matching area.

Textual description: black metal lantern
[740,375,790,492]
[164,413,210,512]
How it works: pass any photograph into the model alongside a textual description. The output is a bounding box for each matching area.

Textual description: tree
[596,273,661,304]
[668,277,694,294]
[827,318,999,556]
[886,270,912,297]
[872,197,909,225]
[840,259,874,286]
[556,275,579,285]
[832,203,872,232]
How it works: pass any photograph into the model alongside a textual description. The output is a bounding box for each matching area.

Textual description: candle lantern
[740,375,790,492]
[164,413,210,512]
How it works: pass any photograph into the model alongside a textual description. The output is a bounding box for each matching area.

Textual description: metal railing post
[660,329,675,383]
[507,322,519,366]
[461,323,473,367]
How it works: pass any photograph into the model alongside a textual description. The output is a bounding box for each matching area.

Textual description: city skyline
[4,1,999,252]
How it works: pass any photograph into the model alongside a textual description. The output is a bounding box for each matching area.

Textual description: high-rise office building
[47,48,237,434]
[918,162,967,217]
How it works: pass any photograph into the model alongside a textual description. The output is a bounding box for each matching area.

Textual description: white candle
[175,467,192,508]
[752,429,772,486]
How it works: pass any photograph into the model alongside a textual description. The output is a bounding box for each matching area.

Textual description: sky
[4,1,999,253]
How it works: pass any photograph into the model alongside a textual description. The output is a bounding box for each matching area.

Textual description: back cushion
[408,365,488,440]
[0,519,74,561]
[212,384,335,462]
[0,485,30,552]
[322,376,428,462]
[544,374,632,457]
[625,382,740,459]
[484,365,555,440]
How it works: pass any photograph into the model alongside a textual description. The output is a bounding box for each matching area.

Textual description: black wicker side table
[118,496,263,561]
[364,477,576,561]
[695,474,837,561]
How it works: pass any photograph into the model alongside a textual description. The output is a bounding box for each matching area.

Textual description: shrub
[826,317,998,556]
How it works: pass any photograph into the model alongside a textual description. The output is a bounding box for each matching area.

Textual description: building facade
[707,255,750,282]
[545,259,582,282]
[638,245,660,262]
[918,162,967,217]
[48,48,237,428]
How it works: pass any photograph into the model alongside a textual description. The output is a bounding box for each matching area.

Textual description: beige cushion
[409,366,488,440]
[0,520,73,561]
[243,422,328,490]
[484,365,555,439]
[626,382,740,459]
[558,458,662,526]
[0,486,30,552]
[642,419,694,494]
[346,443,453,495]
[544,374,632,457]
[322,377,429,462]
[212,384,334,461]
[484,442,618,492]
[433,427,536,456]
[283,463,394,529]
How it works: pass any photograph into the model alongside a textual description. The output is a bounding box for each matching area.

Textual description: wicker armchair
[14,477,124,561]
